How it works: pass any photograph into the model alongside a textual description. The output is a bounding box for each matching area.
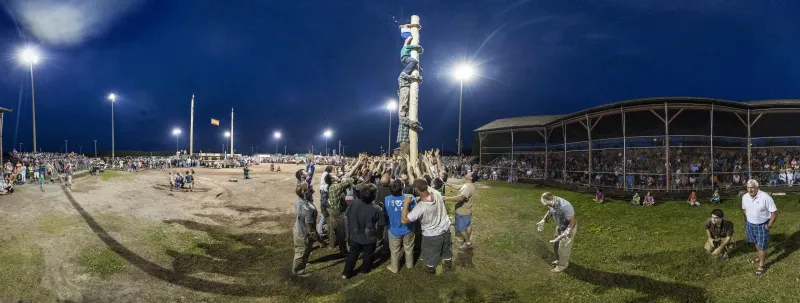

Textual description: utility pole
[339,140,342,157]
[65,140,68,155]
[190,94,195,156]
[408,15,422,173]
[230,108,234,158]
[94,140,97,158]
[284,145,286,155]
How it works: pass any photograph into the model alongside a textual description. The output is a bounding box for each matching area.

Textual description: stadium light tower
[172,128,181,152]
[323,129,332,156]
[274,131,282,154]
[387,100,397,155]
[453,63,475,156]
[108,93,117,159]
[223,131,230,157]
[19,47,40,153]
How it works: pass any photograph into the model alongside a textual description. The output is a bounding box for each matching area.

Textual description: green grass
[77,246,127,277]
[0,234,54,301]
[99,183,800,302]
[6,182,800,302]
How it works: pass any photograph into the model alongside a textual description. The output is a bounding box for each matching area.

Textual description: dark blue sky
[1,0,799,155]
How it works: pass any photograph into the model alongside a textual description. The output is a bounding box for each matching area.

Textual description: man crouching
[705,209,734,260]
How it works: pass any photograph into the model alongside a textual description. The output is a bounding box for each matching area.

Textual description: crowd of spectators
[472,146,800,191]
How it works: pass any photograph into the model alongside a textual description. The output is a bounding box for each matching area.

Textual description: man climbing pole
[396,22,424,159]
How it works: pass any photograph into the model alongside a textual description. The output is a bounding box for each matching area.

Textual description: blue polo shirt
[384,194,416,237]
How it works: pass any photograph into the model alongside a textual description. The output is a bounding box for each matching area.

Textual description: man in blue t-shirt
[384,179,416,273]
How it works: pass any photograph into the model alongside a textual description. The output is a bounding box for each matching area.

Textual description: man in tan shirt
[444,171,476,249]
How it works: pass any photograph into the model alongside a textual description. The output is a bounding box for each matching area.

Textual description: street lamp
[108,93,116,159]
[386,100,397,156]
[173,128,181,152]
[224,131,230,158]
[453,64,475,156]
[323,129,332,156]
[19,47,40,153]
[274,131,282,154]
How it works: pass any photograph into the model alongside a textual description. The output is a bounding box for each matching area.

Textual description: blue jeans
[401,56,418,75]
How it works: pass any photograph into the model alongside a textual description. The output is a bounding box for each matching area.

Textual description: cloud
[7,0,146,46]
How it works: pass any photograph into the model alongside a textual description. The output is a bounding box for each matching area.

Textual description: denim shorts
[455,214,472,232]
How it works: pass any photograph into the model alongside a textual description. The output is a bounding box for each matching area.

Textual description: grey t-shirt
[294,198,318,236]
[549,197,575,230]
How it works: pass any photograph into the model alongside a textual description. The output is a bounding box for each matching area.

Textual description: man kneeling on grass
[402,179,452,274]
[705,209,734,260]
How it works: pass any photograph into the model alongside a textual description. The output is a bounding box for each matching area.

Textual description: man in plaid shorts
[742,179,777,276]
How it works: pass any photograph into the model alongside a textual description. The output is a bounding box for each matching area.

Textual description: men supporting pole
[190,95,195,156]
[408,15,421,176]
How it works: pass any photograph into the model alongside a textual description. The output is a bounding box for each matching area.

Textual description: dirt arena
[0,164,327,302]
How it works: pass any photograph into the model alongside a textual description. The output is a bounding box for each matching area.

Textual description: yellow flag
[211,118,219,126]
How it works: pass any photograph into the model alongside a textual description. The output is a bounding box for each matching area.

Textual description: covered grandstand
[475,97,800,192]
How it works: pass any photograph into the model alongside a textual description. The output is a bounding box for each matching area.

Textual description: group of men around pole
[291,152,478,277]
[291,147,779,278]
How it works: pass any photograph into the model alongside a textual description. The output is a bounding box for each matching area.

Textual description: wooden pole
[408,15,421,176]
[190,95,195,156]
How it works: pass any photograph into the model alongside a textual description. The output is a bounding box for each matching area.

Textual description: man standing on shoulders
[705,209,734,260]
[536,192,577,273]
[444,171,476,250]
[402,179,452,274]
[742,179,777,276]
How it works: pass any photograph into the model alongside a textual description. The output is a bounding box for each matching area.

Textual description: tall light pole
[274,131,282,154]
[108,93,116,159]
[93,140,97,158]
[79,145,82,155]
[172,128,181,153]
[19,47,40,153]
[323,129,332,156]
[387,100,397,156]
[454,64,475,156]
[65,140,68,155]
[18,143,22,152]
[224,132,231,158]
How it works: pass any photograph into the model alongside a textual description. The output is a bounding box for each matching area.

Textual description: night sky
[1,0,799,155]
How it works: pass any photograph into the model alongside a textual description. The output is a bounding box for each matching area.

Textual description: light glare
[274,131,282,139]
[454,64,475,81]
[172,128,181,135]
[19,47,40,64]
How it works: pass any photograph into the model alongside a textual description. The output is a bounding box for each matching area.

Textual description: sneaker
[443,259,452,271]
[464,242,473,250]
[551,260,558,266]
[425,266,436,274]
[386,266,398,274]
[341,275,349,279]
[551,266,567,273]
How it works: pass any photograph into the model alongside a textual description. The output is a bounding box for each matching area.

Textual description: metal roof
[475,97,800,132]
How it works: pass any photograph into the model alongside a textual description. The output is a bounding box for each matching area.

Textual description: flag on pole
[211,118,219,126]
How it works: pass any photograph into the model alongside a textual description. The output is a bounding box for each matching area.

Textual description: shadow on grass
[566,263,708,303]
[60,186,338,297]
[766,230,800,267]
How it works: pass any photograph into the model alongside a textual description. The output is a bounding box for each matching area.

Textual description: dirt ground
[0,164,316,302]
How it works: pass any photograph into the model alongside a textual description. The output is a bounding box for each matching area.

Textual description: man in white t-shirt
[742,179,777,276]
[402,179,452,274]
